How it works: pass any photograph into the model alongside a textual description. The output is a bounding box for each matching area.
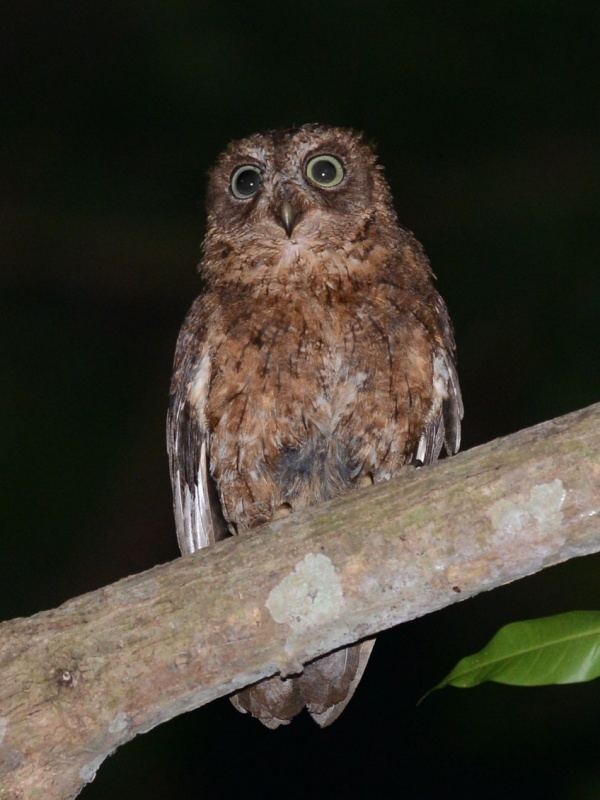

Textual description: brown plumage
[167,124,463,728]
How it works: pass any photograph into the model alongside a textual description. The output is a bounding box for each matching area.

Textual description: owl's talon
[356,474,374,487]
[272,503,292,520]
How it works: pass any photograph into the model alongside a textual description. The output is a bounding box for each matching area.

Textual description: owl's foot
[272,502,293,520]
[356,474,374,488]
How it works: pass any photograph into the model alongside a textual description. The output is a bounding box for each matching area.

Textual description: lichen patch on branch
[107,712,129,734]
[266,553,345,633]
[488,479,566,542]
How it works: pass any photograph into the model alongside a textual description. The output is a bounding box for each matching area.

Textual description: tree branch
[1,403,599,799]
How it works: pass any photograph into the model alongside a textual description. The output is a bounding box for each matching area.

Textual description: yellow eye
[305,155,345,188]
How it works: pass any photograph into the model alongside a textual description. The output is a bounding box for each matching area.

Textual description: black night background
[2,2,599,797]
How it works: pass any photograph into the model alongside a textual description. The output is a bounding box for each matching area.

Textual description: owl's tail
[230,639,375,728]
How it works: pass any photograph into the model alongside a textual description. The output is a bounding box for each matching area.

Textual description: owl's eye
[305,155,345,188]
[230,165,262,199]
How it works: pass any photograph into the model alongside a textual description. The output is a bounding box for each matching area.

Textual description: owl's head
[201,125,403,286]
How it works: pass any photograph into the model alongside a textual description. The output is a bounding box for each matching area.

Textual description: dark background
[2,2,599,798]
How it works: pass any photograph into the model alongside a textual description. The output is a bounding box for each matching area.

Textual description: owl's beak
[277,200,301,238]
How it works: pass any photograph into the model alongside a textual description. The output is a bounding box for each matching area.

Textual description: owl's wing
[167,350,227,555]
[415,350,463,465]
[415,292,464,466]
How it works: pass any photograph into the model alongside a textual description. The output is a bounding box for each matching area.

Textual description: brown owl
[167,124,463,728]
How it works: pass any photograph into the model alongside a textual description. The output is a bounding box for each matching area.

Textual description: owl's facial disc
[209,127,382,251]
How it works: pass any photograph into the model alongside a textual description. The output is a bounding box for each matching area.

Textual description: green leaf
[432,610,600,693]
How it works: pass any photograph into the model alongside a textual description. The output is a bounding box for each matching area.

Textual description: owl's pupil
[312,160,336,183]
[232,167,261,198]
[236,170,258,194]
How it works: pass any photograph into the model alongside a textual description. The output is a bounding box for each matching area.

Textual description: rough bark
[1,403,599,799]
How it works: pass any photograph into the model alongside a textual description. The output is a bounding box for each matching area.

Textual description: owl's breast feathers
[168,272,462,536]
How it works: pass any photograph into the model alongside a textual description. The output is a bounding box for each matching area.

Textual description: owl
[167,124,463,728]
